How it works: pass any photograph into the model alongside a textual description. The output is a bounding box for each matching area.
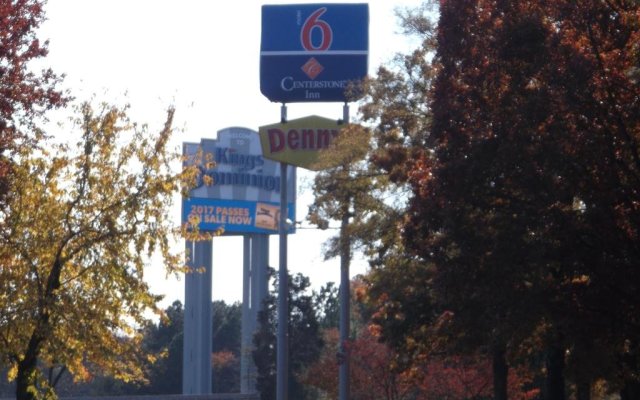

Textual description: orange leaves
[305,324,539,400]
[211,350,237,370]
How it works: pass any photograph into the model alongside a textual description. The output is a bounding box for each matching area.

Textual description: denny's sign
[258,115,343,170]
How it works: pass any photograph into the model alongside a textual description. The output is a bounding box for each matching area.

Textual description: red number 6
[300,7,333,51]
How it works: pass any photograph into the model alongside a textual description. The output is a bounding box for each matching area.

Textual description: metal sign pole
[276,104,289,400]
[241,235,252,393]
[339,103,350,400]
[242,234,270,394]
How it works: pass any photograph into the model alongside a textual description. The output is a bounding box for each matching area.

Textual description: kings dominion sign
[182,127,296,235]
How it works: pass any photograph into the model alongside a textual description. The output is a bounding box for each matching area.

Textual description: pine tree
[252,269,323,400]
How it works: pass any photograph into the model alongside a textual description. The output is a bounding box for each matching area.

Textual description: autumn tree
[0,0,65,199]
[303,328,416,400]
[307,118,400,400]
[363,1,640,400]
[395,1,555,398]
[306,281,539,400]
[303,279,420,400]
[419,2,640,399]
[0,101,192,400]
[304,331,540,400]
[307,123,383,256]
[358,0,450,391]
[210,300,242,393]
[357,0,442,363]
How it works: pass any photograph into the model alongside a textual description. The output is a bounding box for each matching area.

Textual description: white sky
[39,0,423,306]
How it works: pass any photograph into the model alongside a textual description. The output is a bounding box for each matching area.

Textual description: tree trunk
[621,381,640,400]
[493,343,509,400]
[545,340,566,400]
[338,206,351,400]
[575,379,591,400]
[16,335,44,400]
[16,259,62,400]
[620,352,640,400]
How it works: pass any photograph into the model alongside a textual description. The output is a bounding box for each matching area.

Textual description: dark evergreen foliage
[252,269,323,400]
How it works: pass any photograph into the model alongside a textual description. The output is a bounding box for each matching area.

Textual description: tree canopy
[0,0,65,203]
[0,102,190,399]
[362,1,640,399]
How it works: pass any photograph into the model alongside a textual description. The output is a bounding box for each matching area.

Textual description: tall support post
[339,103,351,400]
[255,235,270,314]
[276,104,289,400]
[241,234,270,393]
[183,239,213,395]
[240,234,269,393]
[343,102,350,125]
[241,235,253,393]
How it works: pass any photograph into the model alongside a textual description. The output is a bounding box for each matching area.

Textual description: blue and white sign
[182,127,296,235]
[260,3,369,103]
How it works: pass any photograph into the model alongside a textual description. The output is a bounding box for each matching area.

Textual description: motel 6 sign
[260,3,369,103]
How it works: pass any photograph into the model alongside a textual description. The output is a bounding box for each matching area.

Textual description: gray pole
[241,234,270,394]
[183,239,213,395]
[276,104,289,400]
[241,235,252,393]
[256,235,270,314]
[339,103,350,400]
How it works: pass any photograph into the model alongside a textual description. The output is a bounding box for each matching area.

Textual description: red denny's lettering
[267,128,339,153]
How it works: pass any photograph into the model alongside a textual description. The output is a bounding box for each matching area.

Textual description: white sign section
[183,127,296,235]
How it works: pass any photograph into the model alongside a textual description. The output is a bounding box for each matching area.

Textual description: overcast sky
[39,0,424,305]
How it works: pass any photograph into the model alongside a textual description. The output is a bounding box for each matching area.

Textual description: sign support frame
[276,104,289,400]
[182,239,213,395]
[338,103,350,400]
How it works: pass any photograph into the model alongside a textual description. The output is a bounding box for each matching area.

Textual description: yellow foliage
[7,364,18,381]
[0,101,211,398]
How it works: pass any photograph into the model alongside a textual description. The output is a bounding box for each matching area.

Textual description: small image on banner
[254,202,280,231]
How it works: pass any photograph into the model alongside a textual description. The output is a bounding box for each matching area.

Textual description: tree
[303,328,418,400]
[0,0,66,200]
[312,282,340,330]
[398,2,555,398]
[211,300,242,355]
[307,115,395,400]
[212,350,239,394]
[307,124,383,259]
[358,0,443,368]
[0,101,192,400]
[363,1,640,400]
[252,269,323,400]
[303,289,420,400]
[96,299,240,396]
[305,293,539,400]
[418,2,640,399]
[358,0,452,390]
[137,300,184,395]
[211,300,241,393]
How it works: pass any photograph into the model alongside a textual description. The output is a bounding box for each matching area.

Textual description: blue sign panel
[182,127,296,235]
[260,3,369,103]
[182,198,296,235]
